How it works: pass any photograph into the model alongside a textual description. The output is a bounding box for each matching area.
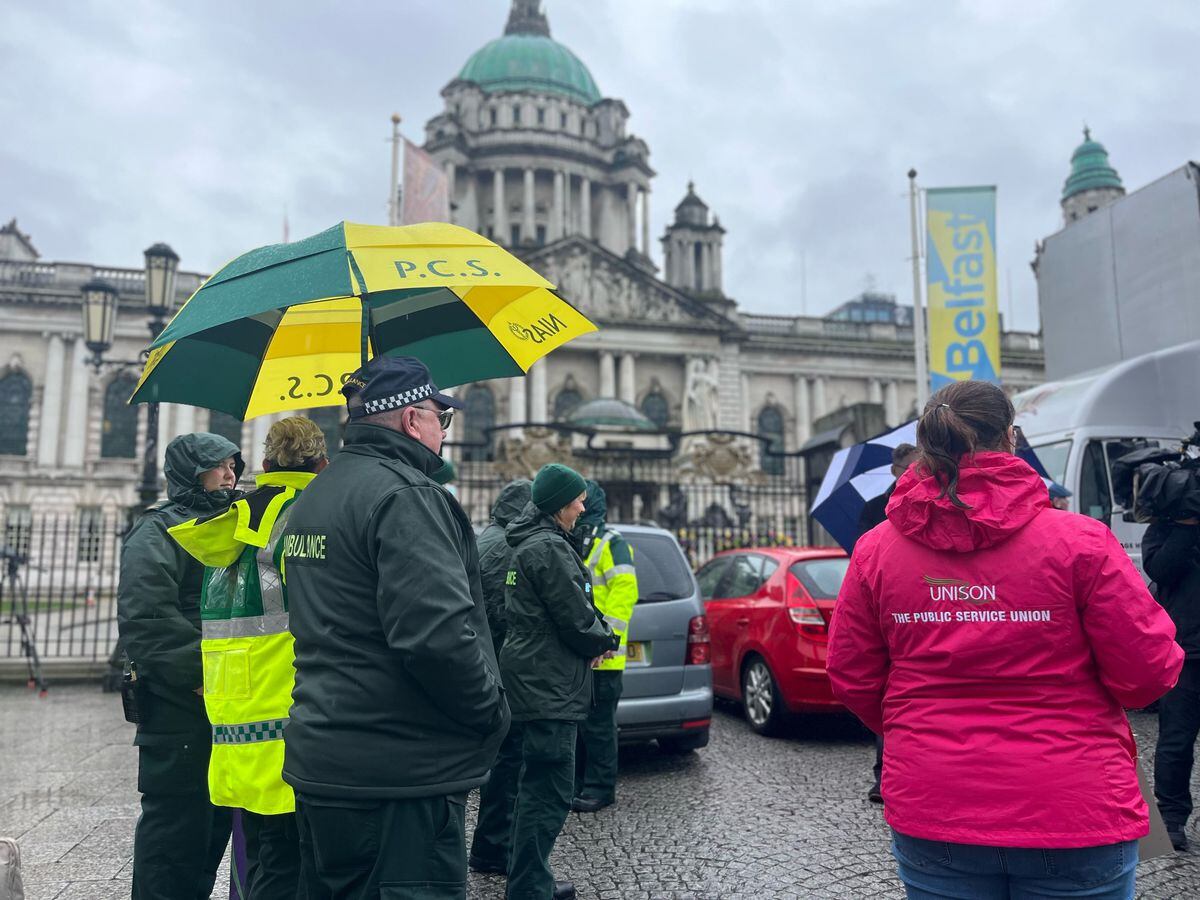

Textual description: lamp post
[80,242,181,509]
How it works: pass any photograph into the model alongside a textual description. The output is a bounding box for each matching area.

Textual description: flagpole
[908,168,930,410]
[389,113,402,226]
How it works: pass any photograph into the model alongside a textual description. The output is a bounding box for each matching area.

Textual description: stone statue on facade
[683,357,720,432]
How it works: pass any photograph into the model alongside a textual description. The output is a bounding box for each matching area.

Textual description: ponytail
[915,381,1014,509]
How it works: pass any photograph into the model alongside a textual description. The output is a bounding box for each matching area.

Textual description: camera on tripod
[1112,421,1200,522]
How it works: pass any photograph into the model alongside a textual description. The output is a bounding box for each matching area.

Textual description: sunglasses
[413,405,454,429]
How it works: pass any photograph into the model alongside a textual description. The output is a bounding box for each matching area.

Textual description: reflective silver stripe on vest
[604,615,629,632]
[605,564,636,579]
[202,613,290,639]
[586,530,619,583]
[610,646,626,658]
[212,717,288,745]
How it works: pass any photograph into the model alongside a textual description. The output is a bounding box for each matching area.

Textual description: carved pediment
[522,238,730,331]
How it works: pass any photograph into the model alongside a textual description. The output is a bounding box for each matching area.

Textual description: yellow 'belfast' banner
[925,187,1001,388]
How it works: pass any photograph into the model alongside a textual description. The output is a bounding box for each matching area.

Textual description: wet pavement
[3,684,1200,898]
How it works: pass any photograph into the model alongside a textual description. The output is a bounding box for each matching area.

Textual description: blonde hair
[263,416,328,469]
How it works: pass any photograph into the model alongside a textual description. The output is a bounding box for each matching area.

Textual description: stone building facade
[0,0,1045,536]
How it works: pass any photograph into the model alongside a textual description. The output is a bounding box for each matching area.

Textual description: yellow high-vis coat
[585,529,639,672]
[169,470,316,816]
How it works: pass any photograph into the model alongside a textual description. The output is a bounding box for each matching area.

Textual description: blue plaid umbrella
[811,420,1066,552]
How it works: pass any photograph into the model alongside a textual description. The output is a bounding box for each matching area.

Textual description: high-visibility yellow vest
[169,470,316,816]
[585,528,639,673]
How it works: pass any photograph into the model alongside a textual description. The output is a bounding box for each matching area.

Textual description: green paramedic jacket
[500,501,619,723]
[116,432,243,743]
[280,423,510,800]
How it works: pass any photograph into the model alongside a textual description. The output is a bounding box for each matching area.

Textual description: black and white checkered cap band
[361,383,434,415]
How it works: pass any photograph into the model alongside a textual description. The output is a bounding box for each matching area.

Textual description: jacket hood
[886,451,1048,552]
[163,432,243,512]
[506,500,564,548]
[577,480,607,531]
[491,479,533,527]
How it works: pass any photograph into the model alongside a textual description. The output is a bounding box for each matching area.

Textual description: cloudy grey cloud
[3,0,1197,333]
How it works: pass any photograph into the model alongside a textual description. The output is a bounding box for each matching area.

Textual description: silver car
[612,524,713,753]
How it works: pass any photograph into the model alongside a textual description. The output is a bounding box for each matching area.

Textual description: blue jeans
[891,831,1138,899]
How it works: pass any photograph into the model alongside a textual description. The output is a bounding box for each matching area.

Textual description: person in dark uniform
[854,441,919,805]
[501,464,619,900]
[469,479,533,875]
[280,356,510,898]
[117,431,243,900]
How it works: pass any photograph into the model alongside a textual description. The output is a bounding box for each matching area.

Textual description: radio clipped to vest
[120,660,147,724]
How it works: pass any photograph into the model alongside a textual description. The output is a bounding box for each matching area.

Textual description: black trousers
[508,720,576,900]
[872,734,884,792]
[576,670,623,802]
[296,793,467,899]
[131,741,232,900]
[470,721,523,866]
[243,811,303,900]
[1155,658,1200,828]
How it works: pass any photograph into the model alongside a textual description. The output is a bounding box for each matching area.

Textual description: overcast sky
[3,0,1198,332]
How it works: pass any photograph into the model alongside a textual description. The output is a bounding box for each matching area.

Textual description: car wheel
[741,656,787,736]
[658,729,709,754]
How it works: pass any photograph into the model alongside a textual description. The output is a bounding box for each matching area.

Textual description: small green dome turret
[1062,127,1124,202]
[458,1,601,105]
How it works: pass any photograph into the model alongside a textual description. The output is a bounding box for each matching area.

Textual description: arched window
[641,391,669,429]
[553,388,582,421]
[308,407,343,459]
[462,386,495,462]
[0,371,32,456]
[101,375,139,459]
[757,405,785,475]
[208,411,243,449]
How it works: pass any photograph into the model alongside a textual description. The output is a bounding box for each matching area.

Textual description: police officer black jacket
[281,422,510,799]
[500,501,619,722]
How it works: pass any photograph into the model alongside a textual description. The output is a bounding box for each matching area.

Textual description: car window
[695,558,730,601]
[1031,439,1071,485]
[623,532,696,603]
[790,558,850,600]
[719,554,766,599]
[1079,440,1113,522]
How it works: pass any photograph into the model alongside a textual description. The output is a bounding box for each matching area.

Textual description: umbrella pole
[359,295,370,365]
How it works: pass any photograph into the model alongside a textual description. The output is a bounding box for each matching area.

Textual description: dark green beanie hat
[532,463,587,514]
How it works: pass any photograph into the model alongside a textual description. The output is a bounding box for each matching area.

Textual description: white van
[1013,340,1200,578]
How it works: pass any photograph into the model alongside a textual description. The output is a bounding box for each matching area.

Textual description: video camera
[1112,422,1200,522]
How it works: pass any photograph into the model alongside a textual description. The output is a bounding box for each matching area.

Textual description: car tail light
[787,570,828,635]
[686,615,710,665]
[787,606,824,627]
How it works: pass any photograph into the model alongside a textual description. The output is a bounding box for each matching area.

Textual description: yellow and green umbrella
[130,221,596,419]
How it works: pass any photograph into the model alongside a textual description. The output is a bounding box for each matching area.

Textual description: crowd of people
[116,363,1195,900]
[117,356,632,900]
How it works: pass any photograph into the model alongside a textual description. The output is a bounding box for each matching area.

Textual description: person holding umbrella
[501,464,619,900]
[279,355,509,898]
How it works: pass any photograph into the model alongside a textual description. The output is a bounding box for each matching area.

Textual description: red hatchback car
[696,547,850,735]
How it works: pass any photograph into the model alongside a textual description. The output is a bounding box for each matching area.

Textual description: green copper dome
[1062,128,1124,201]
[459,34,600,104]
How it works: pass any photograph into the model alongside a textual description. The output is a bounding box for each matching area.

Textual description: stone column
[528,360,548,423]
[813,376,828,419]
[551,171,564,241]
[640,189,650,255]
[686,241,697,291]
[443,161,456,223]
[868,378,883,405]
[508,374,527,425]
[462,170,479,231]
[702,243,714,292]
[739,372,751,432]
[713,240,723,293]
[599,351,616,397]
[793,374,811,447]
[580,177,592,240]
[157,403,172,472]
[492,169,507,244]
[522,168,536,244]
[563,173,573,236]
[36,334,65,467]
[62,338,90,468]
[626,183,638,254]
[175,404,196,439]
[618,353,636,405]
[884,380,899,425]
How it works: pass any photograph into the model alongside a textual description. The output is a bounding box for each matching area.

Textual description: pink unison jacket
[827,452,1183,848]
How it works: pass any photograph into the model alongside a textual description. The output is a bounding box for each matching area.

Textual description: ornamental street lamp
[80,242,181,508]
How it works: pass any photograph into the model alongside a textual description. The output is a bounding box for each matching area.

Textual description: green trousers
[507,720,576,900]
[469,720,523,867]
[576,670,623,802]
[296,793,467,899]
[131,739,232,900]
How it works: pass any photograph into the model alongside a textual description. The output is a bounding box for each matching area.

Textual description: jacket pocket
[1042,841,1135,887]
[202,645,250,700]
